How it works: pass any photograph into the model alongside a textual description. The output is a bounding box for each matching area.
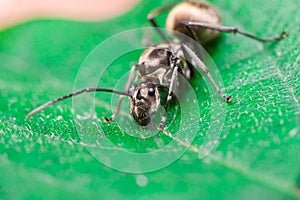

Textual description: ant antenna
[25,88,130,119]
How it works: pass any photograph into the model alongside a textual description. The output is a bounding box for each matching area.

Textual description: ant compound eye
[148,87,155,96]
[136,89,143,100]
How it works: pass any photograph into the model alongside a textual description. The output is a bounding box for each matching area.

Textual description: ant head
[129,82,160,126]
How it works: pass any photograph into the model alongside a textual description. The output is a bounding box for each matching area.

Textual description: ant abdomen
[166,1,222,44]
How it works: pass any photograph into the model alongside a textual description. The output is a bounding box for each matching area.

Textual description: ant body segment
[26,1,287,131]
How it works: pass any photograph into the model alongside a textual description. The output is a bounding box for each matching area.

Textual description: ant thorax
[136,43,193,87]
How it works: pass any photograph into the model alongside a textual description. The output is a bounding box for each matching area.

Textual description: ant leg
[185,23,201,42]
[147,3,175,43]
[181,44,233,102]
[102,96,126,123]
[184,22,287,42]
[102,65,136,123]
[184,24,207,61]
[158,65,179,131]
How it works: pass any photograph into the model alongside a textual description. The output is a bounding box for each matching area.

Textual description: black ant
[26,0,287,131]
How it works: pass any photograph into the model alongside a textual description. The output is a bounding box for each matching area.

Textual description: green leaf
[1,0,300,199]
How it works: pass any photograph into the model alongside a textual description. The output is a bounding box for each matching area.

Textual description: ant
[26,0,287,131]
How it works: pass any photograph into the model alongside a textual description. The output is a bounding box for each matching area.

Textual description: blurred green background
[1,0,300,199]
